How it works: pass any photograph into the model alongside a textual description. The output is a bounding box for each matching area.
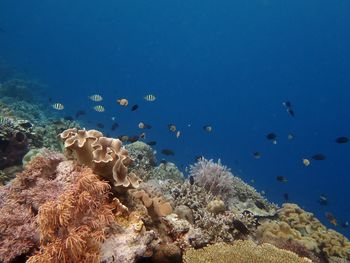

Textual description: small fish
[312,153,326,161]
[189,175,195,185]
[144,94,156,102]
[146,141,157,146]
[341,221,349,228]
[318,195,328,206]
[127,135,139,143]
[287,133,294,140]
[302,158,310,166]
[131,104,139,111]
[139,132,146,139]
[168,124,177,132]
[335,136,349,144]
[89,94,103,102]
[276,176,288,183]
[254,200,267,210]
[111,122,119,131]
[203,125,213,132]
[118,135,129,142]
[63,116,74,121]
[117,98,128,106]
[283,101,292,108]
[75,110,86,118]
[160,159,168,165]
[253,152,261,159]
[161,149,175,156]
[138,122,152,129]
[176,130,181,138]
[96,123,104,129]
[325,212,337,226]
[93,105,105,112]
[266,132,277,144]
[195,156,204,162]
[232,219,249,235]
[52,103,64,110]
[283,193,289,202]
[286,108,295,117]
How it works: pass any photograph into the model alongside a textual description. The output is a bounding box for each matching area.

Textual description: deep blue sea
[1,0,349,236]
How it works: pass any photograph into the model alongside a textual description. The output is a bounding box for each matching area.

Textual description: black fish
[96,123,104,129]
[161,149,175,156]
[287,108,295,117]
[335,136,349,144]
[232,219,249,235]
[131,104,139,111]
[266,132,277,140]
[111,122,119,131]
[146,141,157,146]
[127,135,139,143]
[189,175,195,185]
[283,193,289,202]
[276,176,287,183]
[253,152,261,159]
[341,221,349,228]
[318,195,328,206]
[63,116,74,121]
[254,200,266,210]
[75,110,86,118]
[195,156,204,162]
[312,153,326,161]
[283,101,292,108]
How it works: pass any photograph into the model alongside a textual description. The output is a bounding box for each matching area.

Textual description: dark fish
[318,195,328,206]
[325,212,337,226]
[335,136,349,144]
[111,122,119,131]
[127,135,139,143]
[266,132,277,140]
[283,101,292,108]
[118,135,129,142]
[287,108,295,117]
[160,159,168,165]
[161,149,175,156]
[341,221,349,228]
[64,116,74,121]
[232,219,249,235]
[254,200,266,210]
[312,153,326,161]
[195,156,204,162]
[96,123,105,129]
[189,175,195,185]
[203,125,212,132]
[253,152,261,159]
[283,193,289,202]
[75,110,86,118]
[131,104,139,111]
[146,141,157,146]
[276,176,287,183]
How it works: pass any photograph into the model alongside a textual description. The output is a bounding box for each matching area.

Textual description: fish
[283,193,289,202]
[254,200,266,210]
[127,135,139,143]
[176,130,181,138]
[168,124,177,132]
[287,133,294,140]
[160,159,168,165]
[96,123,104,129]
[111,122,119,131]
[203,125,213,132]
[75,110,86,118]
[276,176,288,183]
[93,105,105,112]
[253,152,261,159]
[161,149,175,156]
[48,97,52,102]
[266,132,277,144]
[63,116,74,121]
[52,103,64,110]
[138,122,152,129]
[312,153,326,161]
[146,141,157,146]
[287,108,295,117]
[89,94,103,102]
[283,101,292,108]
[335,136,349,144]
[232,219,249,235]
[318,195,328,206]
[117,98,128,106]
[118,135,129,142]
[139,132,146,139]
[325,212,337,226]
[189,175,195,185]
[131,104,139,111]
[144,94,156,101]
[302,158,310,166]
[341,221,349,228]
[195,156,204,162]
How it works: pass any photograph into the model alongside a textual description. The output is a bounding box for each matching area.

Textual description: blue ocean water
[0,0,349,236]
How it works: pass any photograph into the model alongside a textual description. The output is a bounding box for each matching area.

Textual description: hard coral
[59,128,141,189]
[183,240,312,263]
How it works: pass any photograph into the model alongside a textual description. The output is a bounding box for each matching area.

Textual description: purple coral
[189,158,234,198]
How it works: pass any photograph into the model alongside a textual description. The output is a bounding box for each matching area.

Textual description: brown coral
[59,128,141,189]
[27,167,115,263]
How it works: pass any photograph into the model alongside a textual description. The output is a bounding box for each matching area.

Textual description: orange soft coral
[28,167,115,263]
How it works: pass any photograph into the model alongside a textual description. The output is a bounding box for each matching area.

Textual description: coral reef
[150,161,185,182]
[183,240,313,263]
[59,128,141,189]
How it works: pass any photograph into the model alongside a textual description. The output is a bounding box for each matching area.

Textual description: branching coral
[59,128,141,189]
[27,167,115,263]
[183,240,312,263]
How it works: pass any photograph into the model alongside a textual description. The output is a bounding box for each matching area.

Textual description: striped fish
[144,94,156,102]
[52,103,64,110]
[93,105,105,112]
[89,94,103,102]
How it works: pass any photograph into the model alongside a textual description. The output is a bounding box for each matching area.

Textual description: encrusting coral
[183,240,312,263]
[59,128,141,189]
